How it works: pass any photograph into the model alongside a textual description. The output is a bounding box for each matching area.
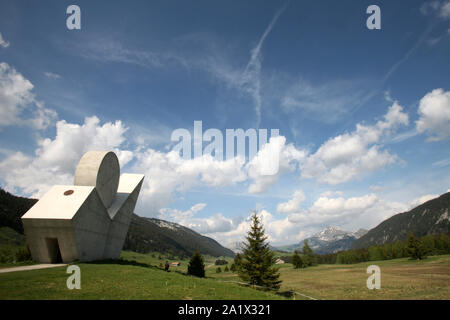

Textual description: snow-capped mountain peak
[276,226,369,254]
[314,226,349,241]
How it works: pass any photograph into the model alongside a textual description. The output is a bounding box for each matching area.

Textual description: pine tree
[292,250,304,269]
[302,240,316,266]
[232,253,242,272]
[187,250,205,277]
[238,212,282,290]
[407,233,425,260]
[224,265,229,272]
[216,267,222,273]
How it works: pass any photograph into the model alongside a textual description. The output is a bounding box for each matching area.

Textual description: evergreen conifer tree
[238,212,282,290]
[302,240,316,266]
[292,250,304,268]
[232,253,242,272]
[187,250,205,277]
[407,232,425,260]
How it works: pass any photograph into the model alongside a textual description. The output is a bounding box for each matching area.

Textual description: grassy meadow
[210,254,450,300]
[0,258,280,300]
[0,251,449,300]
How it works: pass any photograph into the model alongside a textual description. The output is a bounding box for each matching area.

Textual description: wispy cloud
[385,1,450,80]
[44,72,61,79]
[433,158,450,167]
[242,2,288,127]
[383,23,436,82]
[281,78,377,123]
[441,1,450,18]
[421,1,450,19]
[389,129,419,143]
[74,36,187,69]
[67,4,288,128]
[0,32,9,48]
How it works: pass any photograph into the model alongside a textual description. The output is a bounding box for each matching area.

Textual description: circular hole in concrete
[64,190,74,196]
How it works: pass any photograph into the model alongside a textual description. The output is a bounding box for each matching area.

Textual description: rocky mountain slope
[352,192,450,249]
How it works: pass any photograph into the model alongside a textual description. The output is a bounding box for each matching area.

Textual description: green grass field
[0,252,449,300]
[211,254,450,300]
[120,250,233,275]
[0,260,281,300]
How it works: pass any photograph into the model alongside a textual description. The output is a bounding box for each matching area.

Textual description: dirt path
[0,264,67,274]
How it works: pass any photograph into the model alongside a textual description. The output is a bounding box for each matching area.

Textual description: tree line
[316,232,450,265]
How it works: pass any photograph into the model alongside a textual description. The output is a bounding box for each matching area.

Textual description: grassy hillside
[0,258,281,300]
[0,226,26,249]
[0,189,37,235]
[211,254,450,300]
[124,214,235,258]
[0,227,31,265]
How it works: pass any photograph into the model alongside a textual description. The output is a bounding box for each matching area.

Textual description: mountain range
[0,188,234,258]
[278,191,450,254]
[1,187,449,258]
[277,226,368,254]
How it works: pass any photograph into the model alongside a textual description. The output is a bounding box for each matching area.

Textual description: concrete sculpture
[21,151,144,263]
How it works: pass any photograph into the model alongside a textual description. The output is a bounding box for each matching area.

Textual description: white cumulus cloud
[288,194,378,225]
[159,203,235,234]
[0,116,133,197]
[301,102,408,185]
[416,88,450,141]
[133,150,247,215]
[276,189,305,214]
[286,193,409,233]
[246,136,307,194]
[204,209,308,248]
[0,62,56,129]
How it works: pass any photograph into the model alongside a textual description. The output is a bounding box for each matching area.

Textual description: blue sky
[0,0,449,247]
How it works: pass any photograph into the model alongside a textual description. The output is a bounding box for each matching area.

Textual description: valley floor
[211,254,450,300]
[0,252,448,300]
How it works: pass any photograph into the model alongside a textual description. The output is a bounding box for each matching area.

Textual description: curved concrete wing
[74,150,120,208]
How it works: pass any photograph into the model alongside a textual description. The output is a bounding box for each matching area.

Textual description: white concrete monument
[21,151,144,263]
